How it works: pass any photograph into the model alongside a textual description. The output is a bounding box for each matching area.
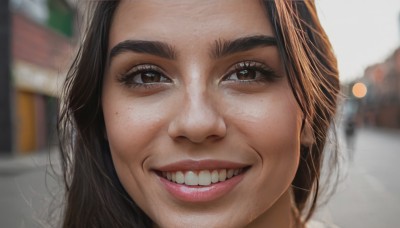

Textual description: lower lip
[158,173,245,203]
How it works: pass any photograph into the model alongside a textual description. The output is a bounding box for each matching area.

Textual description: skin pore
[102,0,309,227]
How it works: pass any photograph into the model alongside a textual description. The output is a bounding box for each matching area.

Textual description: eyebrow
[109,40,177,63]
[212,35,277,59]
[108,35,277,64]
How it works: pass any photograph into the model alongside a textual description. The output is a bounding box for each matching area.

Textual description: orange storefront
[12,11,74,153]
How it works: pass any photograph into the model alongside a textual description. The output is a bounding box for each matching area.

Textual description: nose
[168,89,227,144]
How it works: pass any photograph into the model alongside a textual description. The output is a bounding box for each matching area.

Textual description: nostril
[205,134,225,142]
[169,120,227,144]
[173,135,215,144]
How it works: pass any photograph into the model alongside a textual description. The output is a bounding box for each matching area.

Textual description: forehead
[109,0,274,48]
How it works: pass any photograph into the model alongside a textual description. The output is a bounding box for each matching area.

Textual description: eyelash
[117,61,279,89]
[117,64,170,89]
[223,61,279,84]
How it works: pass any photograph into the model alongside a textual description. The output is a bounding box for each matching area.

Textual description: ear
[300,120,314,147]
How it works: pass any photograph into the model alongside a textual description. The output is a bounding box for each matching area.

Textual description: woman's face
[103,0,303,227]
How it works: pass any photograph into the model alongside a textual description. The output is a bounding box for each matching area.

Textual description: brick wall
[12,12,74,72]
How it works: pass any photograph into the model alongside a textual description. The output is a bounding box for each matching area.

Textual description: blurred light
[352,82,367,98]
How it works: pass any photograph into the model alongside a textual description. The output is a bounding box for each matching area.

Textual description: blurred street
[0,151,62,228]
[316,127,400,228]
[0,128,398,228]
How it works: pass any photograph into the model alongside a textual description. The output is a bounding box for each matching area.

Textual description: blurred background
[0,0,78,227]
[0,0,77,154]
[0,0,399,227]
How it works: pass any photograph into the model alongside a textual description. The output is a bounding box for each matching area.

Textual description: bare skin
[102,0,307,227]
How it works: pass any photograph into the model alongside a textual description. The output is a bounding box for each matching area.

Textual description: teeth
[161,168,244,186]
[198,170,211,186]
[185,171,198,186]
[219,169,226,181]
[211,170,219,183]
[227,169,234,178]
[176,171,185,184]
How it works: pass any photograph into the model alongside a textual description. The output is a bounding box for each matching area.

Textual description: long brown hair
[264,0,340,224]
[58,1,339,227]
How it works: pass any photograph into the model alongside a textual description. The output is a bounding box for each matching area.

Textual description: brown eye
[236,69,256,80]
[129,70,171,85]
[118,64,173,89]
[139,71,162,83]
[225,68,260,81]
[223,61,278,83]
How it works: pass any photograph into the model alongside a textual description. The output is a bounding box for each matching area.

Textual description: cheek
[102,91,175,164]
[102,91,178,212]
[105,107,159,153]
[223,87,302,181]
[225,91,302,150]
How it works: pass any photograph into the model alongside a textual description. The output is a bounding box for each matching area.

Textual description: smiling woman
[58,0,340,227]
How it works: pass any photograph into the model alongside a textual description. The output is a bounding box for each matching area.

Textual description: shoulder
[306,220,341,228]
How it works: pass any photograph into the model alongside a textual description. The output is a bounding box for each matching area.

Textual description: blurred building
[1,0,77,155]
[355,47,400,128]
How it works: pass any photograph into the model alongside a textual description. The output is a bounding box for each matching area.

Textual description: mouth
[159,168,248,186]
[153,160,250,202]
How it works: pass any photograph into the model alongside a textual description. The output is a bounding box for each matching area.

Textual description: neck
[247,189,298,228]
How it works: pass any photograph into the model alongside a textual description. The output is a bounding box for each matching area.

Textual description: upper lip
[153,159,250,172]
